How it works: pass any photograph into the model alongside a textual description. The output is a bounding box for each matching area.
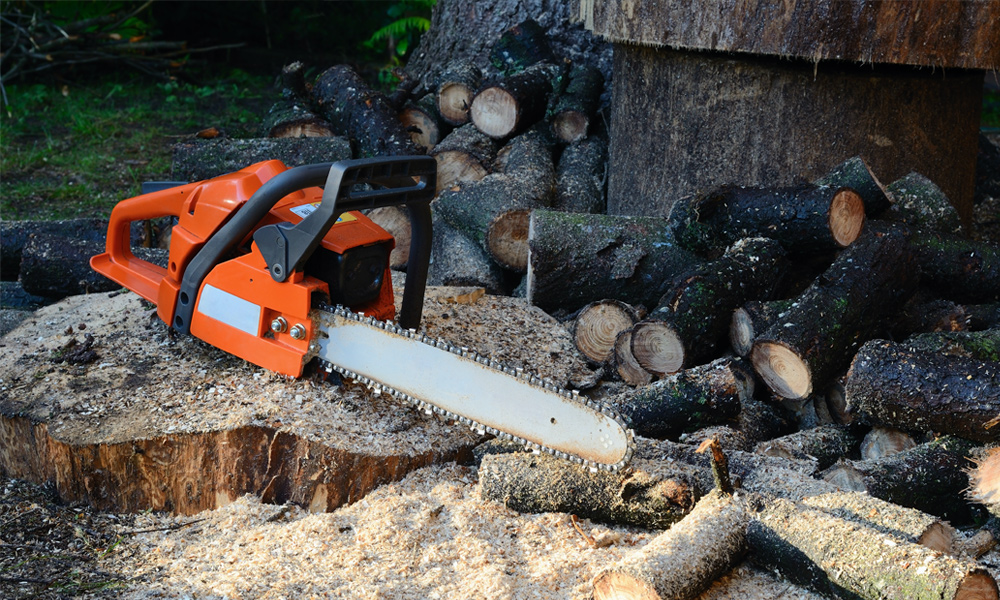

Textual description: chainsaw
[91,156,634,471]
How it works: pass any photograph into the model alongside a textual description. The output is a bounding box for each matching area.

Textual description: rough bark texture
[488,18,554,74]
[755,425,861,471]
[592,489,748,600]
[967,304,1000,331]
[1,218,111,281]
[814,155,892,218]
[427,214,508,295]
[890,296,969,340]
[730,299,794,357]
[553,135,607,214]
[170,137,351,181]
[746,496,996,600]
[750,228,920,400]
[429,123,498,194]
[526,210,703,314]
[901,329,1000,362]
[883,172,964,235]
[844,339,1000,443]
[908,232,1000,304]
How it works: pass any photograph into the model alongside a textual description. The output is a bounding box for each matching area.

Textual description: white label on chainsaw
[197,285,261,336]
[289,202,357,222]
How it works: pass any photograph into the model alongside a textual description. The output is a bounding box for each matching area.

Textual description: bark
[967,304,1000,331]
[746,496,996,600]
[844,339,1000,443]
[526,210,704,314]
[890,295,969,340]
[610,357,753,439]
[754,424,861,470]
[592,489,748,600]
[901,329,1000,362]
[399,93,448,150]
[821,436,978,521]
[429,123,499,194]
[436,61,482,126]
[883,172,964,235]
[427,213,508,295]
[434,130,554,271]
[908,232,1000,303]
[611,329,653,387]
[548,63,603,143]
[729,299,794,357]
[260,62,332,139]
[572,300,639,365]
[553,135,607,214]
[750,228,920,400]
[170,137,351,181]
[669,184,866,256]
[470,61,565,139]
[1,281,49,310]
[859,427,917,461]
[311,64,420,157]
[634,237,789,372]
[814,155,892,218]
[1,218,111,280]
[488,18,554,74]
[825,377,853,425]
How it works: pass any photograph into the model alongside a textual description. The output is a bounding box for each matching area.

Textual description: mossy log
[669,184,866,256]
[729,299,795,357]
[632,237,789,374]
[571,299,639,365]
[821,436,978,521]
[312,64,420,157]
[436,61,482,126]
[429,123,499,194]
[526,210,704,314]
[170,137,351,181]
[844,339,1000,443]
[611,357,753,439]
[814,155,891,218]
[884,172,964,235]
[901,329,1000,362]
[470,61,564,139]
[754,424,861,470]
[909,232,1000,303]
[434,130,554,272]
[548,63,603,143]
[750,228,920,400]
[399,93,448,150]
[592,489,748,600]
[553,135,607,214]
[746,496,996,600]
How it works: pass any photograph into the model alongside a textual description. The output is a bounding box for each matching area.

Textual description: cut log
[611,329,653,387]
[814,155,892,218]
[967,304,1000,331]
[908,232,1000,303]
[489,18,554,74]
[553,135,607,214]
[729,299,794,357]
[859,427,917,461]
[170,137,351,182]
[436,61,482,126]
[592,489,748,600]
[260,62,332,139]
[611,357,753,439]
[844,339,1000,443]
[821,436,977,521]
[890,295,969,340]
[470,61,564,139]
[1,218,110,280]
[549,63,603,143]
[527,210,704,314]
[969,447,1000,518]
[572,300,639,365]
[427,214,508,295]
[669,184,866,256]
[634,237,789,373]
[901,329,1000,362]
[312,64,419,157]
[399,93,448,150]
[366,206,411,271]
[750,227,920,400]
[746,496,996,600]
[755,425,861,470]
[884,172,964,235]
[429,123,499,194]
[434,130,554,271]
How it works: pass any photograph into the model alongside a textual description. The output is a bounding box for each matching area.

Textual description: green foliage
[984,90,1000,129]
[41,0,154,40]
[361,0,435,88]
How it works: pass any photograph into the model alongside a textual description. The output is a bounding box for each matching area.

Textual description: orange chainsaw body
[92,160,401,377]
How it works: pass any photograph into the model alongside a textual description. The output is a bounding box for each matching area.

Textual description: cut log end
[829,188,866,247]
[957,574,1000,600]
[471,87,518,138]
[486,209,531,271]
[751,341,811,400]
[551,110,589,144]
[438,82,474,125]
[592,573,658,600]
[630,321,684,377]
[574,301,638,364]
[970,447,1000,513]
[399,107,441,149]
[614,329,653,387]
[729,307,755,357]
[433,151,489,194]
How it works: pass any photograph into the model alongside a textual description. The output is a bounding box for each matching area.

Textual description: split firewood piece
[755,424,861,470]
[611,357,754,439]
[399,93,448,150]
[470,61,564,139]
[436,61,482,126]
[883,172,964,235]
[967,304,1000,330]
[312,64,419,157]
[814,155,892,217]
[634,237,789,373]
[859,427,917,461]
[890,295,969,340]
[527,210,704,313]
[488,18,554,75]
[366,206,411,271]
[746,497,996,600]
[592,489,748,600]
[669,183,866,256]
[434,130,554,272]
[429,123,499,194]
[845,339,1000,443]
[750,228,920,400]
[427,214,508,295]
[901,329,1000,361]
[909,232,1000,303]
[968,446,1000,518]
[548,63,603,143]
[553,135,607,214]
[261,61,334,139]
[612,329,653,387]
[729,299,794,357]
[572,300,640,365]
[821,436,977,520]
[478,449,700,530]
[171,137,351,182]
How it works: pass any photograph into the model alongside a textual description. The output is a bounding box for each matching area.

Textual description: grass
[1,68,273,221]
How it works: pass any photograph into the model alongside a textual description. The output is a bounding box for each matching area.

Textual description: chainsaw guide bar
[310,304,636,472]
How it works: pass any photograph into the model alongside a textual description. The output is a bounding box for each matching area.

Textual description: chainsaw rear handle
[172,156,436,335]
